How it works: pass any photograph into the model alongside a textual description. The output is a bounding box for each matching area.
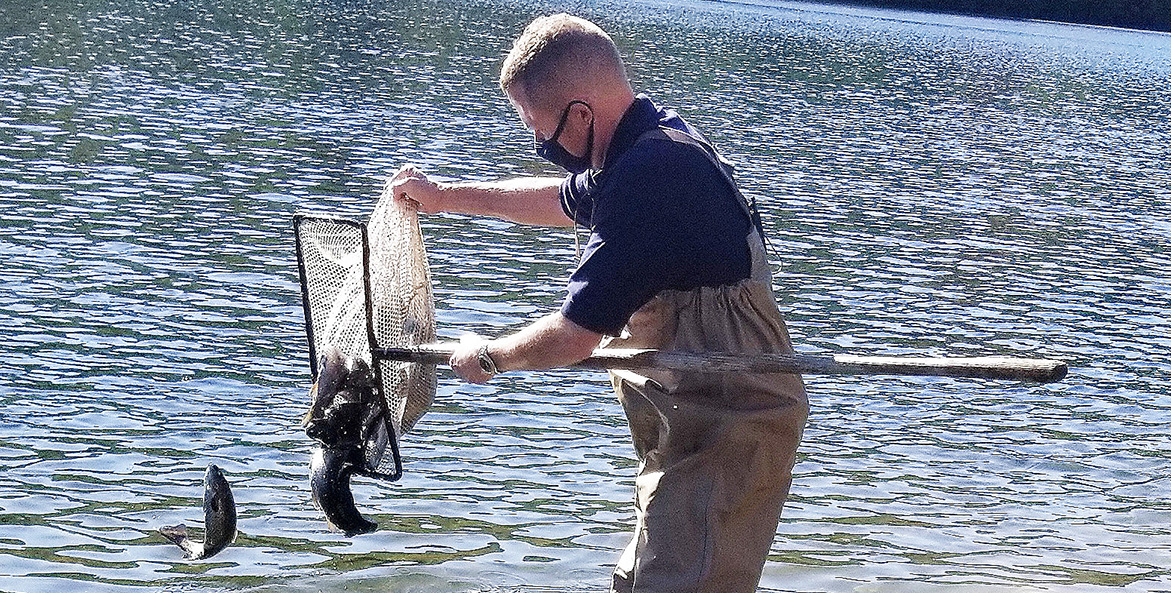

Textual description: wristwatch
[477,343,499,376]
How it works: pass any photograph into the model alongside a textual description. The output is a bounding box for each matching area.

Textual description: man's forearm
[437,177,572,227]
[492,312,603,372]
[449,312,603,382]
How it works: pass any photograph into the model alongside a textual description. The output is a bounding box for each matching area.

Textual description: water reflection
[0,0,1168,591]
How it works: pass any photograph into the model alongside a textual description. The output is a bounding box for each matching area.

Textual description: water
[0,0,1169,590]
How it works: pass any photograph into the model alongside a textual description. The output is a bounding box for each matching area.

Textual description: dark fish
[302,349,382,536]
[309,445,377,536]
[160,464,237,560]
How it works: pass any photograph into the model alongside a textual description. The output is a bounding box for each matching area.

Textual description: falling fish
[309,446,376,536]
[302,348,382,536]
[159,464,238,560]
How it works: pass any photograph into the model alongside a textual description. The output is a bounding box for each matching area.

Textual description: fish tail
[159,524,204,559]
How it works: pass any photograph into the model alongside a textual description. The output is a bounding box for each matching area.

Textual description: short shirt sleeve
[559,171,595,227]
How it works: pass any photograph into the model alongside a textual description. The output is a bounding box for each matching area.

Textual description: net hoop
[294,190,436,481]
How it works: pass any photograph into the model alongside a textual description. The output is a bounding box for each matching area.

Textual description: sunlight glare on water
[0,0,1168,591]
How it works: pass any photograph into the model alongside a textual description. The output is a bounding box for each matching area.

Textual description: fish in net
[294,186,436,483]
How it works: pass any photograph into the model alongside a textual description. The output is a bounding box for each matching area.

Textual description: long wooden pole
[373,343,1068,384]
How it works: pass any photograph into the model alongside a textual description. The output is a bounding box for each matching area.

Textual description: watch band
[477,343,499,375]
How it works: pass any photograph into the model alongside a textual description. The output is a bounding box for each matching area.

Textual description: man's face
[507,87,590,159]
[507,88,550,140]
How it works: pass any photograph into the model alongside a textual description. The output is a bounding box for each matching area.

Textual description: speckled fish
[159,464,237,560]
[302,348,381,536]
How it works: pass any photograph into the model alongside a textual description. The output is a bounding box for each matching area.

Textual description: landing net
[294,187,436,481]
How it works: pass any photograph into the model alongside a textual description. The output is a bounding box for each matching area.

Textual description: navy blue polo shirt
[558,95,753,336]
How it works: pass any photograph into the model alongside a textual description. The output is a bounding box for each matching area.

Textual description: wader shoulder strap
[633,127,775,290]
[633,127,767,244]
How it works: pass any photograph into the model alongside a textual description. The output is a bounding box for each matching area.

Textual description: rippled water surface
[1,0,1169,591]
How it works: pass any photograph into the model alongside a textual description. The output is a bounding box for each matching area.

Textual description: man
[389,13,807,593]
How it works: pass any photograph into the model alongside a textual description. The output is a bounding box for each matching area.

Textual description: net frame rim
[294,212,404,482]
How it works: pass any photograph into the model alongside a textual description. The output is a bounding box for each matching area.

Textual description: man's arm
[388,165,573,227]
[449,312,604,383]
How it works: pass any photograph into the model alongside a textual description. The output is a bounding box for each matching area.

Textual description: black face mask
[536,100,594,174]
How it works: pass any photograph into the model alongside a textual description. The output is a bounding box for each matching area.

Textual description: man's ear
[573,101,595,124]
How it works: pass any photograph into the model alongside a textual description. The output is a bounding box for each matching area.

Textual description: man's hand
[449,334,495,384]
[387,165,446,213]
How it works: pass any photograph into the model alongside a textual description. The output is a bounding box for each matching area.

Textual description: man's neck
[591,90,637,170]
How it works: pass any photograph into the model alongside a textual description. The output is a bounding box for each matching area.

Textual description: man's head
[499,14,627,112]
[500,14,635,171]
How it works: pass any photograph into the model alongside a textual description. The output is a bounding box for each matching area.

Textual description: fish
[302,348,383,536]
[159,463,237,560]
[309,446,377,536]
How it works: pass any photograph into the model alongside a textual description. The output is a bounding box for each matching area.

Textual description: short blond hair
[499,14,626,110]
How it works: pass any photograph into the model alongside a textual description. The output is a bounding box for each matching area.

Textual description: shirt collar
[602,94,662,170]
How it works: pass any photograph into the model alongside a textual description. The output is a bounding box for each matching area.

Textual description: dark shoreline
[823,0,1171,32]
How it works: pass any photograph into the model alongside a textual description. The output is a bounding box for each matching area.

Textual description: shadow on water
[0,0,1168,591]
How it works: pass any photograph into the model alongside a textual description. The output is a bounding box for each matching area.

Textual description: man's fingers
[448,339,493,384]
[386,164,443,213]
[387,166,422,201]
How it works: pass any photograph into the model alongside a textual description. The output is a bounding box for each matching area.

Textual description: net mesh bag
[294,187,436,480]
